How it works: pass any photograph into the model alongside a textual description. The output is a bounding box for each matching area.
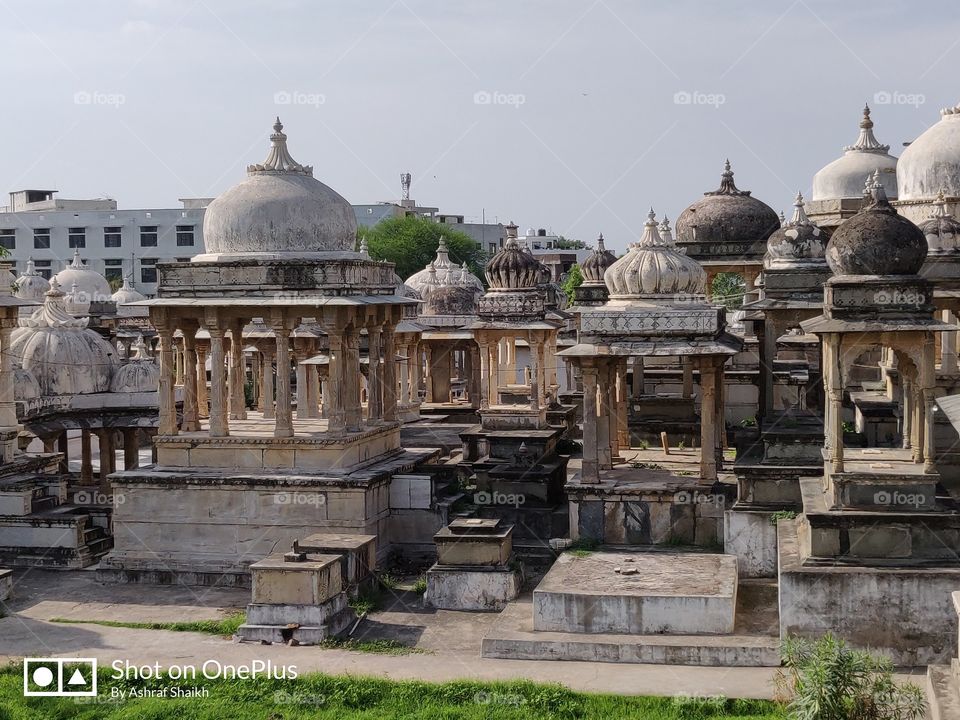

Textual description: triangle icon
[68,668,86,685]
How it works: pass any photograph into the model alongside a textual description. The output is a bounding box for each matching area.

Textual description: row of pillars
[40,428,143,485]
[477,332,557,412]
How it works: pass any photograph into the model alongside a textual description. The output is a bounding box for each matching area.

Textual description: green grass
[49,612,246,637]
[0,662,784,719]
[318,637,426,655]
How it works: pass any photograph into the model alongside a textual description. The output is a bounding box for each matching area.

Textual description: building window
[68,227,86,248]
[104,258,123,284]
[175,225,195,247]
[104,226,122,248]
[176,257,191,262]
[139,225,158,247]
[33,228,51,249]
[0,229,14,251]
[140,258,157,284]
[33,259,52,279]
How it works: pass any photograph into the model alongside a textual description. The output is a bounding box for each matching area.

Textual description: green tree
[711,272,745,309]
[360,216,487,282]
[561,264,584,303]
[554,236,590,250]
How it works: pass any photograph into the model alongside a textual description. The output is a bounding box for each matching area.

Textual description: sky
[2,0,957,253]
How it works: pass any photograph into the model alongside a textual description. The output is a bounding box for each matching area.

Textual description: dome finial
[844,104,890,153]
[637,209,665,248]
[789,191,810,226]
[779,210,787,227]
[247,118,313,176]
[70,248,84,268]
[596,232,606,252]
[359,236,370,257]
[933,188,948,218]
[706,159,750,197]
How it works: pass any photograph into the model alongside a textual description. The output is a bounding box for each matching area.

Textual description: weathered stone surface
[425,565,521,611]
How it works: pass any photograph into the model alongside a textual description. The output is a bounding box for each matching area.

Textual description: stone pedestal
[425,518,521,611]
[236,552,354,645]
[297,532,376,591]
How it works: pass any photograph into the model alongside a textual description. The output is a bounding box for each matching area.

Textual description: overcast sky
[2,0,957,252]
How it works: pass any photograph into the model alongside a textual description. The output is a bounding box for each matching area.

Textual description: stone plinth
[297,532,376,589]
[434,518,512,567]
[724,509,778,578]
[533,551,737,635]
[250,553,342,605]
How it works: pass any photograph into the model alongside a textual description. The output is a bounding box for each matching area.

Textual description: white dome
[54,250,112,305]
[898,101,960,201]
[812,105,898,201]
[918,190,960,254]
[405,236,483,296]
[14,259,50,301]
[10,280,117,395]
[111,277,149,318]
[201,119,357,257]
[604,210,707,299]
[110,339,159,393]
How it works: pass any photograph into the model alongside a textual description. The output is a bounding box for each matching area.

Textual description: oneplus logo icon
[23,658,97,697]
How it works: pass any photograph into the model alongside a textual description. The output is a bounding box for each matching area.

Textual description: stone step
[481,601,780,667]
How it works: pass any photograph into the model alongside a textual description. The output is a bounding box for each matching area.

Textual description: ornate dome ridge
[485,222,544,290]
[764,192,826,266]
[918,189,960,254]
[581,233,618,284]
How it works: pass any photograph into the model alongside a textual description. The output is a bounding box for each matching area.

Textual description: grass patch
[49,611,246,637]
[769,510,798,526]
[0,662,783,719]
[319,637,426,655]
[413,575,427,595]
[348,589,382,617]
[565,537,600,557]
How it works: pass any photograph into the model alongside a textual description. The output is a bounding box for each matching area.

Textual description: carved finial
[868,173,891,208]
[844,104,890,153]
[779,210,787,227]
[359,236,370,257]
[789,191,810,226]
[596,232,606,252]
[637,209,665,248]
[24,258,38,276]
[933,188,948,218]
[658,214,676,247]
[48,277,62,295]
[70,249,85,268]
[247,118,313,176]
[706,159,750,197]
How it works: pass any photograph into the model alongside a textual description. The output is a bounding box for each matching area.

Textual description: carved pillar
[902,374,913,450]
[478,339,490,411]
[295,347,309,420]
[326,330,346,433]
[825,335,844,474]
[424,345,434,403]
[228,319,247,421]
[196,346,209,419]
[207,322,229,437]
[912,384,924,464]
[0,320,18,463]
[251,351,261,410]
[122,428,139,470]
[181,325,200,432]
[597,360,612,470]
[383,325,398,423]
[156,318,178,436]
[616,358,629,451]
[307,361,320,419]
[529,332,541,413]
[261,350,275,419]
[631,356,644,398]
[272,315,294,438]
[606,360,619,461]
[98,430,116,481]
[682,357,693,399]
[581,362,600,483]
[344,324,363,432]
[699,359,718,484]
[399,343,410,405]
[367,325,383,423]
[174,343,184,386]
[80,428,93,484]
[57,431,68,474]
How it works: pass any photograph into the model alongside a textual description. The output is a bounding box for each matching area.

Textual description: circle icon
[32,666,54,688]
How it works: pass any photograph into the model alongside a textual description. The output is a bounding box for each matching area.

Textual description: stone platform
[533,551,737,635]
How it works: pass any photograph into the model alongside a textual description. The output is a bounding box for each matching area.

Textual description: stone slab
[424,564,521,611]
[250,553,343,605]
[533,551,737,635]
[296,533,376,588]
[724,510,778,578]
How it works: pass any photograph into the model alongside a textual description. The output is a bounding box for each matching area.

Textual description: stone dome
[765,192,826,267]
[10,279,117,395]
[812,105,898,201]
[485,223,544,290]
[14,259,50,301]
[826,181,927,276]
[424,284,478,316]
[898,101,960,201]
[605,210,707,299]
[201,119,357,257]
[405,236,484,296]
[13,365,41,401]
[110,339,159,393]
[581,233,618,284]
[918,190,960,254]
[54,250,112,305]
[675,160,779,259]
[111,277,149,318]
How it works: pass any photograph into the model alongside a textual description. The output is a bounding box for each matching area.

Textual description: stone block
[425,564,521,610]
[263,448,295,468]
[724,510,777,578]
[297,533,376,586]
[250,553,343,605]
[847,526,912,559]
[434,519,512,567]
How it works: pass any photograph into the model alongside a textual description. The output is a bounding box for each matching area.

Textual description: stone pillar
[174,343,184,386]
[761,318,777,417]
[344,325,363,432]
[251,351,261,410]
[272,317,294,438]
[424,345,434,403]
[682,357,694,399]
[597,360,612,470]
[295,350,309,420]
[307,362,320,419]
[943,310,958,375]
[196,346,209,419]
[383,325,398,423]
[616,359,629,452]
[478,340,490,411]
[156,321,178,436]
[181,327,200,432]
[505,337,517,385]
[490,338,501,405]
[320,376,329,418]
[902,375,913,450]
[323,332,343,432]
[228,320,247,421]
[0,320,18,463]
[581,362,600,483]
[825,335,844,474]
[631,356,644,397]
[57,431,69,474]
[699,360,718,484]
[529,334,541,414]
[98,430,116,480]
[399,343,410,406]
[924,385,936,473]
[912,384,924,464]
[468,342,481,408]
[413,342,424,403]
[367,325,383,423]
[207,324,229,437]
[80,429,93,484]
[606,360,619,462]
[261,350,275,419]
[122,428,139,470]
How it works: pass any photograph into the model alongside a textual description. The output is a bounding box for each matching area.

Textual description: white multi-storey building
[0,189,210,297]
